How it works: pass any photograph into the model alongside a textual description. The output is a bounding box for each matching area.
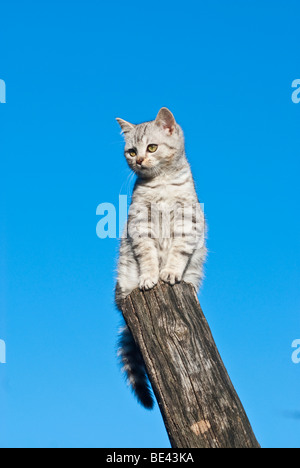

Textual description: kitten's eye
[147,144,158,153]
[128,149,137,157]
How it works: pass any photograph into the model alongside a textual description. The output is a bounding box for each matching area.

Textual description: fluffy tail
[118,325,154,409]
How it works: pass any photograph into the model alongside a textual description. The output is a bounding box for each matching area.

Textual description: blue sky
[0,0,300,448]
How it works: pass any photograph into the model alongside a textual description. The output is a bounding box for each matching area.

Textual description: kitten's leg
[161,203,205,286]
[132,238,159,290]
[160,237,193,285]
[116,237,139,302]
[129,205,159,290]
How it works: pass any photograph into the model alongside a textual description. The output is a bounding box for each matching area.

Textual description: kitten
[115,108,207,408]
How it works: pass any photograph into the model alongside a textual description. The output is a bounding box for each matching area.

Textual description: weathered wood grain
[121,281,260,449]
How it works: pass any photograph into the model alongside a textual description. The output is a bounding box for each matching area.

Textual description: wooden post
[120,281,260,449]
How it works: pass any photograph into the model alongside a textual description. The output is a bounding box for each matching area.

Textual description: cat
[115,108,207,408]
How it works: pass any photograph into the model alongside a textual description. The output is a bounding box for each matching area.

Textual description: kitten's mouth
[136,167,159,180]
[136,164,148,171]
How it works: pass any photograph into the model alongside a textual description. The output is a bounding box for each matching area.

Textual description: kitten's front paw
[139,273,159,291]
[160,269,182,286]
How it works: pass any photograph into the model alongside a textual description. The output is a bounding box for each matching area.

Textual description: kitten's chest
[130,180,196,242]
[143,182,191,209]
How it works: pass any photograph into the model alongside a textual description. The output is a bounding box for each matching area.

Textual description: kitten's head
[116,108,185,179]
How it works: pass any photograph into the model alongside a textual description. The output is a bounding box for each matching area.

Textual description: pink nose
[136,158,144,166]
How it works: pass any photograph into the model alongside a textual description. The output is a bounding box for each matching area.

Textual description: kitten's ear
[116,118,135,135]
[155,107,176,135]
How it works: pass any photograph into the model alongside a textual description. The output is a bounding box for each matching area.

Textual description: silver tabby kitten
[115,108,207,408]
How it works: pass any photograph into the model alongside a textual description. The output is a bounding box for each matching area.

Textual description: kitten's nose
[136,157,144,166]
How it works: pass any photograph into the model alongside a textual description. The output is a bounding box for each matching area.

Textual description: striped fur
[118,326,154,409]
[115,108,207,408]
